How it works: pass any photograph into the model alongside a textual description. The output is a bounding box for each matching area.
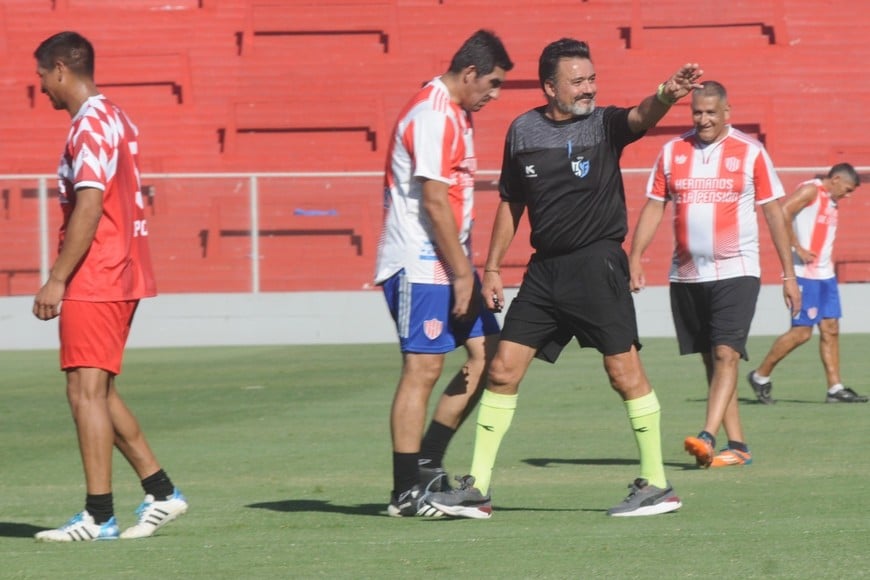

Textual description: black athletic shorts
[500,239,640,362]
[669,276,760,360]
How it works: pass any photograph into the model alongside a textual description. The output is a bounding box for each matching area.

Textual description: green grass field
[1,337,868,579]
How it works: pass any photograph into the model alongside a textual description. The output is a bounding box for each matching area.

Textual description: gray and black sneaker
[607,478,682,517]
[825,387,869,403]
[419,466,450,493]
[387,485,444,518]
[425,475,492,519]
[747,371,776,404]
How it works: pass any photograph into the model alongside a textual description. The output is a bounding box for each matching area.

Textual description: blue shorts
[381,269,500,354]
[793,276,841,326]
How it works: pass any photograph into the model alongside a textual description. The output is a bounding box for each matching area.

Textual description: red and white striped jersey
[647,126,785,282]
[792,179,837,280]
[58,95,157,301]
[375,77,476,285]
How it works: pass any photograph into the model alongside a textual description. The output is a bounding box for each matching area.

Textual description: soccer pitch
[1,337,868,579]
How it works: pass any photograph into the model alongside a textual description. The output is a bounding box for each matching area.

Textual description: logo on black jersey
[571,156,590,178]
[524,164,538,178]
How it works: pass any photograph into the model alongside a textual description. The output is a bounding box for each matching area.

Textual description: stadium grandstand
[1,0,867,296]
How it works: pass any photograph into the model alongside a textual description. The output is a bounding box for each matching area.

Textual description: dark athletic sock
[419,420,456,469]
[727,440,750,453]
[85,493,114,524]
[699,430,716,449]
[392,452,418,495]
[141,469,175,501]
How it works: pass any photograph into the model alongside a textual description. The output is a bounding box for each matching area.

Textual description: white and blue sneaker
[35,511,120,542]
[120,488,189,539]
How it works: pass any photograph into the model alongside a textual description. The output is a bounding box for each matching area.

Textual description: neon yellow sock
[625,391,667,489]
[468,390,518,495]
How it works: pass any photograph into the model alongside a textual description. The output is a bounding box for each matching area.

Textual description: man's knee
[487,355,522,393]
[604,349,649,397]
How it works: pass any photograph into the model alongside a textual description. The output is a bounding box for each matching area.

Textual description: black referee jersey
[498,105,644,257]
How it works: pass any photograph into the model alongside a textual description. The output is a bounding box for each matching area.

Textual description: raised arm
[628,63,704,134]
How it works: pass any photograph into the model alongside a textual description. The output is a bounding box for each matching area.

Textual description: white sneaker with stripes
[120,488,188,539]
[35,511,120,542]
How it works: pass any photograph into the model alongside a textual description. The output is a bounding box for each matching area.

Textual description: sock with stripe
[624,391,668,489]
[468,390,517,496]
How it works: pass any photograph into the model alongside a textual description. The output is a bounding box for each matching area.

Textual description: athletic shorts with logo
[382,269,500,354]
[500,240,640,362]
[59,299,139,375]
[793,276,841,326]
[670,276,759,360]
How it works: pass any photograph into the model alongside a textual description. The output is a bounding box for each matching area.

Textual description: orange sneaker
[684,436,714,468]
[711,448,752,467]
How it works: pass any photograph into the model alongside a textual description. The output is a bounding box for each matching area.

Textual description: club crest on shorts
[807,307,818,320]
[423,318,443,340]
[571,156,590,178]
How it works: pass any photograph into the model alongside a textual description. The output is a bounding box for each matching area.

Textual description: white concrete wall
[3,284,869,350]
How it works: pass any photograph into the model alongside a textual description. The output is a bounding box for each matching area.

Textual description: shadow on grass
[247,499,383,516]
[523,457,687,469]
[0,522,43,538]
[246,499,576,516]
[689,396,824,405]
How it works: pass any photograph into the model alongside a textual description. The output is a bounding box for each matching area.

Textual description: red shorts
[59,299,139,375]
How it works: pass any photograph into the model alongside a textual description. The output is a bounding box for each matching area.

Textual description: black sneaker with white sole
[747,371,776,404]
[387,485,444,518]
[825,387,869,403]
[419,466,450,493]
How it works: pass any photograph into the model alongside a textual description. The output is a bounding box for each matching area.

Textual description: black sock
[727,440,749,453]
[141,469,175,501]
[419,421,456,469]
[392,452,418,495]
[699,430,716,449]
[85,493,114,524]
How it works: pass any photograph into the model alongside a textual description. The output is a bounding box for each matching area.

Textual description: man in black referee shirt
[426,38,701,518]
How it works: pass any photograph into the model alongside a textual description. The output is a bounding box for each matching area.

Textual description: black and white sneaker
[419,466,451,493]
[607,478,682,517]
[825,387,869,403]
[387,485,444,518]
[747,371,776,404]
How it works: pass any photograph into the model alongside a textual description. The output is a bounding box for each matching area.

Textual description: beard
[555,96,595,117]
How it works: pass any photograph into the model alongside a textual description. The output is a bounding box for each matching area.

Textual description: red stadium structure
[0,0,867,295]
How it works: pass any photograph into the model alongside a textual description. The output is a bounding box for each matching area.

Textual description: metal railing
[1,167,863,296]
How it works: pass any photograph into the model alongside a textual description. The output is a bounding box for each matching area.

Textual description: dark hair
[34,31,95,77]
[538,38,591,90]
[448,29,513,76]
[828,162,860,184]
[694,80,728,101]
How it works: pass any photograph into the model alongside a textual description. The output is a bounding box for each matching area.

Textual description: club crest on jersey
[725,157,741,172]
[571,156,590,178]
[423,318,443,340]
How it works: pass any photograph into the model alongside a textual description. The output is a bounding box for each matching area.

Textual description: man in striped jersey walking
[748,163,865,404]
[629,80,801,469]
